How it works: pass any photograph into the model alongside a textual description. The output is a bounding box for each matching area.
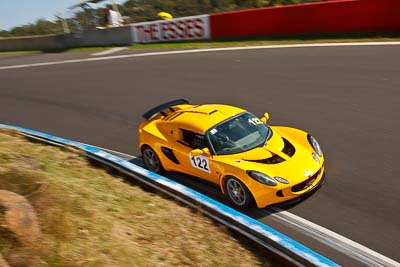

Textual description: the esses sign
[132,15,210,43]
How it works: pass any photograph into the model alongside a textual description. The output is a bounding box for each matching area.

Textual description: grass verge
[3,33,400,54]
[128,35,400,50]
[0,129,271,267]
[81,32,400,51]
[0,50,42,55]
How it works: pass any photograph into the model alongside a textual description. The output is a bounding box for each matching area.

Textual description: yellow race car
[138,99,325,209]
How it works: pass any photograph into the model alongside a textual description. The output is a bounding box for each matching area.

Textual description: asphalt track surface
[1,45,399,266]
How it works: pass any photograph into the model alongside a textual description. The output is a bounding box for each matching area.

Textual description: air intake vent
[247,154,285,164]
[161,147,179,164]
[163,112,183,121]
[282,138,295,157]
[291,170,320,192]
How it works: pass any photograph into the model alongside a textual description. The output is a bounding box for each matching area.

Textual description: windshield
[207,112,271,155]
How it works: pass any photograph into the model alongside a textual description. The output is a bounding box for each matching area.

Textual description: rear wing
[142,99,189,120]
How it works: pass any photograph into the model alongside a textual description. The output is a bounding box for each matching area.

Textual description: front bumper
[254,164,325,208]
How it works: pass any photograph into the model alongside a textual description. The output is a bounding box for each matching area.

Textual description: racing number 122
[191,155,209,172]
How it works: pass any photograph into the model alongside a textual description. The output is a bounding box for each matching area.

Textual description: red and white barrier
[209,0,400,39]
[129,0,400,44]
[131,15,210,43]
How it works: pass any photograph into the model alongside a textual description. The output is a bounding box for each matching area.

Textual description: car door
[172,129,217,183]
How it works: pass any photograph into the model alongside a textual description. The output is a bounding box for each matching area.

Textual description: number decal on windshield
[248,117,263,126]
[189,154,211,173]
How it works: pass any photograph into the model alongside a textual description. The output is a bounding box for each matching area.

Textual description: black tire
[142,146,164,174]
[224,176,254,209]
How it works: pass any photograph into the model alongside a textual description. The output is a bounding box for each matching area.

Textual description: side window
[180,129,206,149]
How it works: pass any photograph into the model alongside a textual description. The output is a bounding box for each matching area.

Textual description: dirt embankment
[0,129,269,266]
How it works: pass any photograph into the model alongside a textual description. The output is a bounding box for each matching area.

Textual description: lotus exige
[138,99,325,209]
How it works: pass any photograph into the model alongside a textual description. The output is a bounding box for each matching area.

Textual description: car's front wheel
[142,146,164,174]
[224,176,254,209]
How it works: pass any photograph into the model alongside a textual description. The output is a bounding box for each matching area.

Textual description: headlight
[307,134,323,157]
[247,170,277,186]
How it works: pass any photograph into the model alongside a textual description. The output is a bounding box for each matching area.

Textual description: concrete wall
[76,26,133,47]
[0,26,133,52]
[0,34,68,51]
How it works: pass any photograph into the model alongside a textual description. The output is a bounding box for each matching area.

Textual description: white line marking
[84,143,133,159]
[269,208,400,267]
[84,145,400,267]
[91,47,128,56]
[1,41,400,70]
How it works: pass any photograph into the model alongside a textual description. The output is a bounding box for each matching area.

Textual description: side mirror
[261,112,270,124]
[202,147,211,156]
[191,148,210,156]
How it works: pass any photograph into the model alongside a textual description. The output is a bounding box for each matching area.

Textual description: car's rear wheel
[142,146,164,174]
[224,176,254,209]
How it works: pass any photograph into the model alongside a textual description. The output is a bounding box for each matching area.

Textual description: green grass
[3,33,400,54]
[128,36,400,50]
[66,35,400,52]
[0,50,42,55]
[0,129,270,267]
[109,32,400,50]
